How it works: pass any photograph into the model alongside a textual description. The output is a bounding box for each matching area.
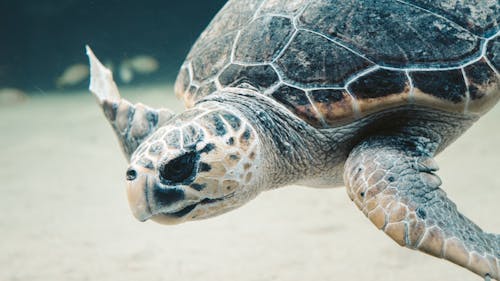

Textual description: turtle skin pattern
[344,135,500,280]
[175,0,500,128]
[87,1,500,278]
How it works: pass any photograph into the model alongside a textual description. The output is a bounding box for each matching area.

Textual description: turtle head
[126,106,262,224]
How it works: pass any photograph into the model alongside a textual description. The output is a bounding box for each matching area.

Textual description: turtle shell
[175,0,500,128]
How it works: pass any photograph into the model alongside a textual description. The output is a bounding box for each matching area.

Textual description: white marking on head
[125,105,262,224]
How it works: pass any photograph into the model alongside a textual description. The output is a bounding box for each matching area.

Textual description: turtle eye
[160,152,199,184]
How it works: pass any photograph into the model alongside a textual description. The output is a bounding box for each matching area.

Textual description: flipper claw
[86,45,120,103]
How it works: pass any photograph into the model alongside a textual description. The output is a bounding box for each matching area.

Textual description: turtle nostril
[126,168,137,181]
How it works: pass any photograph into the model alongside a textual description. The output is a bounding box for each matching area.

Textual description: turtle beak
[125,164,202,224]
[125,165,152,222]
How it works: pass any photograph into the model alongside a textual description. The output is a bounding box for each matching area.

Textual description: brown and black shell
[175,0,500,128]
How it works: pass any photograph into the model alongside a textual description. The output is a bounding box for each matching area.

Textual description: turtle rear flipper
[344,135,499,280]
[86,46,174,160]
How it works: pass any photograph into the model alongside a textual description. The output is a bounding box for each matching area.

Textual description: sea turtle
[87,0,500,279]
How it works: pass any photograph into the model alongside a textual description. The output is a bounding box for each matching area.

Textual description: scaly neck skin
[199,89,334,189]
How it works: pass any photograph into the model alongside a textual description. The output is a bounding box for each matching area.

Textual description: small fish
[0,88,27,106]
[119,63,134,84]
[56,63,89,88]
[126,55,159,74]
[118,55,159,83]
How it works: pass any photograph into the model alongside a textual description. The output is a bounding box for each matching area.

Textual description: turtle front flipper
[86,46,174,160]
[344,135,499,280]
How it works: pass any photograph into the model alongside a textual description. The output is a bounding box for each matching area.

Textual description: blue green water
[0,0,226,93]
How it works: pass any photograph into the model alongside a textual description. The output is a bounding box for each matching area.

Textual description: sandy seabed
[0,85,499,281]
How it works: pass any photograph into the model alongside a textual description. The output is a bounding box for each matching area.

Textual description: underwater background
[0,1,498,281]
[0,0,226,92]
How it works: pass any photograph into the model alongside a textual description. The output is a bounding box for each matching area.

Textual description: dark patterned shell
[175,0,500,128]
